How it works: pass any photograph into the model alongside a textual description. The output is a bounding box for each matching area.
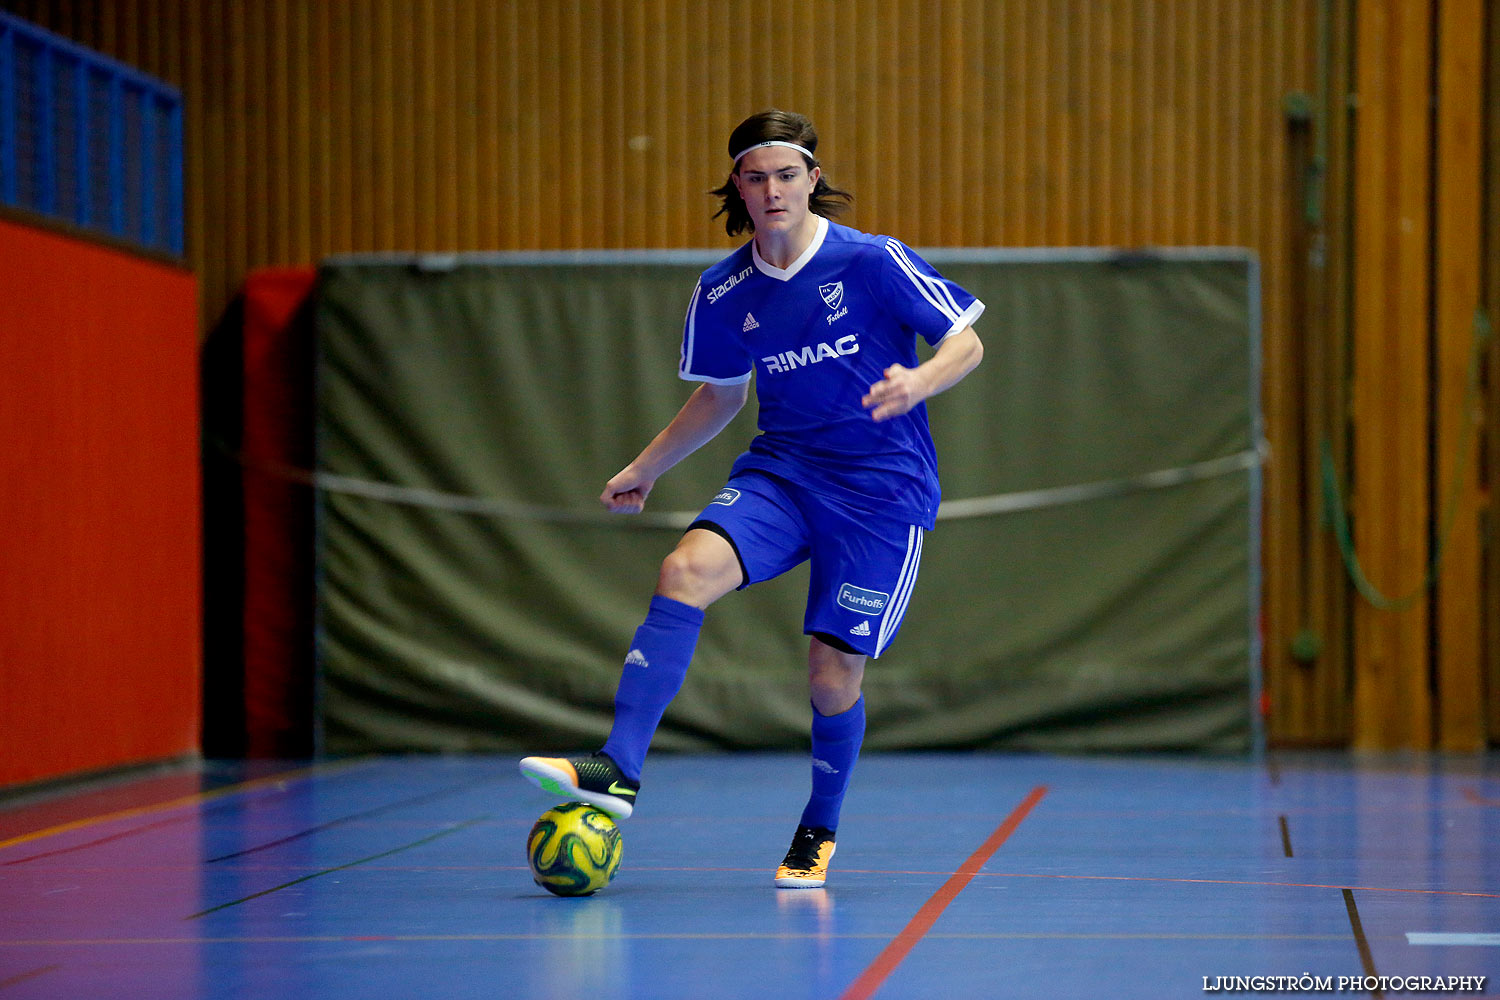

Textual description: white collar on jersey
[751,215,828,282]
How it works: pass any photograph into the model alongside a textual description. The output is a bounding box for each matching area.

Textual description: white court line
[1406,932,1500,946]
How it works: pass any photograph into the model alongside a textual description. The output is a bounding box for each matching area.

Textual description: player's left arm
[861,326,983,423]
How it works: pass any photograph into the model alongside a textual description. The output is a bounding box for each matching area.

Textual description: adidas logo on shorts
[625,649,649,668]
[849,621,871,637]
[743,312,760,332]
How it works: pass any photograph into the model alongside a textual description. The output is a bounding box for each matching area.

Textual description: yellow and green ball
[527,802,623,896]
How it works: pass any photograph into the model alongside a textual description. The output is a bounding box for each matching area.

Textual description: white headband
[732,140,815,164]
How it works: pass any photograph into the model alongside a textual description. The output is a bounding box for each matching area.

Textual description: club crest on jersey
[761,334,859,375]
[819,281,845,310]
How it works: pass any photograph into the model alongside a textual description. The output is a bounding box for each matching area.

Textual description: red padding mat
[241,267,317,757]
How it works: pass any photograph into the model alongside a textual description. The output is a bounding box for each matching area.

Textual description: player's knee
[808,639,865,714]
[656,545,736,607]
[809,672,863,716]
[809,658,861,690]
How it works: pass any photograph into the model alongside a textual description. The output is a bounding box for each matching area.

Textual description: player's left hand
[862,364,928,422]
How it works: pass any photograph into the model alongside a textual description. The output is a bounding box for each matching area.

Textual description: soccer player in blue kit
[522,109,984,887]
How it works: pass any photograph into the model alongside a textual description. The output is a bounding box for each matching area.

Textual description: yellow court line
[0,758,374,854]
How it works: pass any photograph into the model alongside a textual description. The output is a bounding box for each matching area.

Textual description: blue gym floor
[1,752,1496,999]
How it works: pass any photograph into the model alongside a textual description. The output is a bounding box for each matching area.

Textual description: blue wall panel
[0,10,182,256]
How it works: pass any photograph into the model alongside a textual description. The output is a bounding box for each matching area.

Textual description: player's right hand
[600,468,655,514]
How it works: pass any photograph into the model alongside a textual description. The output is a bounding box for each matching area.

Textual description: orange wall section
[0,216,202,787]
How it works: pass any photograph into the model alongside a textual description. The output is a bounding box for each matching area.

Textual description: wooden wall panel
[1349,1,1432,749]
[1485,0,1500,743]
[182,5,1297,316]
[11,0,1489,747]
[1433,0,1486,751]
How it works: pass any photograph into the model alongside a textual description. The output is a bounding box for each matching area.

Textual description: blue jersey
[679,216,985,528]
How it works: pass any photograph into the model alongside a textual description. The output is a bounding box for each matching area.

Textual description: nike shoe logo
[608,781,636,797]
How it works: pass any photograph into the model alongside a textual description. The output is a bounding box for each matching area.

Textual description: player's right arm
[600,380,750,513]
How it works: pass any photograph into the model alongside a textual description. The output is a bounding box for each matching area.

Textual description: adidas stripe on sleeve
[879,240,986,347]
[679,281,753,385]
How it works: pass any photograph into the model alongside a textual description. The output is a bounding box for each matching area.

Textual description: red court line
[1461,786,1500,807]
[2,813,196,866]
[0,759,371,854]
[0,965,60,989]
[0,767,209,842]
[840,785,1048,1000]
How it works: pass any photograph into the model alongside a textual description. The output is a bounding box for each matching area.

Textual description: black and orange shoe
[774,824,836,888]
[519,751,639,820]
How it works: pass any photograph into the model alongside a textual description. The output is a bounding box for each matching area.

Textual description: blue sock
[799,695,865,831]
[600,594,704,782]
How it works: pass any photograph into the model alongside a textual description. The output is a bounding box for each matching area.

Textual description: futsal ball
[527,801,623,896]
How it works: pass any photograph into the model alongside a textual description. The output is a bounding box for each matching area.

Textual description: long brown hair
[711,109,853,237]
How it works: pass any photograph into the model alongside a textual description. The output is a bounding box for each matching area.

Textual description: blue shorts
[690,471,924,658]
